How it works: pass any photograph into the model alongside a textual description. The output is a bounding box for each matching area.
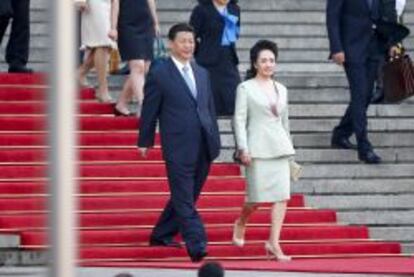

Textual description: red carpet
[0,73,411,274]
[82,258,414,275]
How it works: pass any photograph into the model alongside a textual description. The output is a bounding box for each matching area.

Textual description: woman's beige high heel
[264,241,291,262]
[232,220,245,247]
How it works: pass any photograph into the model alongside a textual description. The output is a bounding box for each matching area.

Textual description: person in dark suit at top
[371,0,409,103]
[138,23,221,262]
[0,0,32,73]
[327,0,383,164]
[190,0,241,116]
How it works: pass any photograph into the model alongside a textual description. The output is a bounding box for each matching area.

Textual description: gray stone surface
[0,235,20,248]
[338,211,414,225]
[305,195,414,210]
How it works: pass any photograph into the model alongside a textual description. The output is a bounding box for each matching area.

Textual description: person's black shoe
[149,237,182,248]
[331,136,357,150]
[371,92,384,104]
[112,64,130,75]
[189,250,208,263]
[358,150,382,164]
[8,65,33,74]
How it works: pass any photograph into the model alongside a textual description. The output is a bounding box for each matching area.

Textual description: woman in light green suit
[232,40,295,261]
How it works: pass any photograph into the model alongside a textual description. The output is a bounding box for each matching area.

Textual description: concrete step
[217,148,414,163]
[159,10,326,24]
[0,234,22,266]
[305,194,414,210]
[156,0,327,11]
[0,48,48,63]
[402,243,414,253]
[103,74,350,89]
[295,148,414,163]
[301,164,414,179]
[370,227,414,253]
[292,179,414,195]
[31,0,47,9]
[291,133,414,148]
[289,104,414,118]
[338,211,414,226]
[0,235,20,248]
[217,118,414,132]
[370,227,414,243]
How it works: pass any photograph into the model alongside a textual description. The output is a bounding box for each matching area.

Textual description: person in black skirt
[110,0,159,116]
[190,0,241,116]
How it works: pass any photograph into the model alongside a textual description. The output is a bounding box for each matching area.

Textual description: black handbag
[382,54,414,103]
[0,0,13,18]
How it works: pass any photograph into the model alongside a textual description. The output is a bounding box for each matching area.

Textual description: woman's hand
[154,22,161,37]
[389,45,401,58]
[240,151,252,166]
[108,28,118,41]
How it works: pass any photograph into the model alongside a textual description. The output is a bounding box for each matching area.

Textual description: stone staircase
[0,0,413,263]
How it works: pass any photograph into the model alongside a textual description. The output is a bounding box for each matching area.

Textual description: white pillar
[49,0,77,276]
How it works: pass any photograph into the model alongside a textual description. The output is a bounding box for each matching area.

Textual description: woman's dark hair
[197,0,238,4]
[245,40,279,80]
[168,23,195,41]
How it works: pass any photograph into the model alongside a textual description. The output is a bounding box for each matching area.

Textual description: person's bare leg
[78,48,95,86]
[266,200,290,260]
[115,60,145,115]
[232,203,258,246]
[94,47,113,102]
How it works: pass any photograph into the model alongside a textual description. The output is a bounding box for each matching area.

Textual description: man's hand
[139,147,148,158]
[332,52,345,65]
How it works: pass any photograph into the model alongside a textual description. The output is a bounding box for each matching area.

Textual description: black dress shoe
[8,65,33,74]
[331,137,357,150]
[189,250,208,263]
[371,92,384,104]
[358,150,382,164]
[149,238,182,248]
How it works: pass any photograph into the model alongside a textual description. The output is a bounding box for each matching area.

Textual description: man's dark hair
[113,273,133,277]
[198,261,225,277]
[168,23,195,41]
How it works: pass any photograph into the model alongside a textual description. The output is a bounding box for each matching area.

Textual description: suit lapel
[167,58,197,105]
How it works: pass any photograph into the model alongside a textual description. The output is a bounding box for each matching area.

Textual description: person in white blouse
[76,0,117,103]
[232,40,295,261]
[395,0,406,19]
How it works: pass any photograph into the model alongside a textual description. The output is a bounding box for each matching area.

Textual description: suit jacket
[0,0,13,18]
[138,58,221,164]
[326,0,379,62]
[190,1,240,66]
[233,79,295,159]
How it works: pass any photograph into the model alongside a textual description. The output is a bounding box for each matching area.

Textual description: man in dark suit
[0,0,32,73]
[327,0,382,163]
[138,23,221,262]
